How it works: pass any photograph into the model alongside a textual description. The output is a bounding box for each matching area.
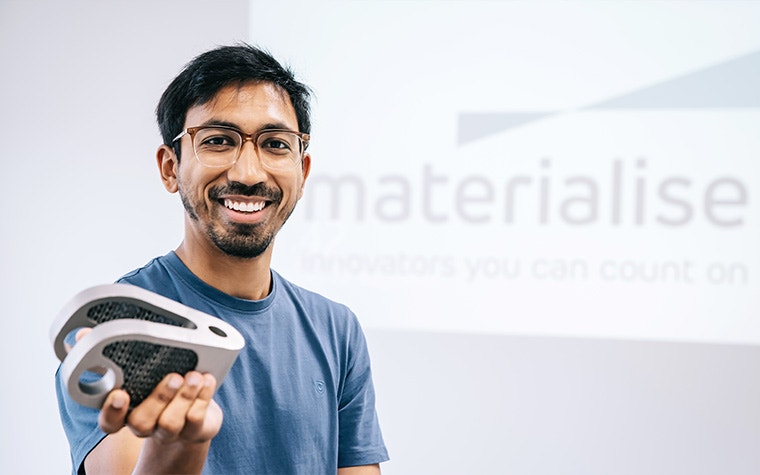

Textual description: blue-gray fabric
[55,252,388,474]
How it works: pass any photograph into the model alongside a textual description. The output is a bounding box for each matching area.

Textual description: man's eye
[260,136,295,153]
[201,135,236,147]
[264,139,289,149]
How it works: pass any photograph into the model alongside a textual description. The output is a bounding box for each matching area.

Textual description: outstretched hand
[99,371,222,443]
[73,327,222,443]
[74,328,223,474]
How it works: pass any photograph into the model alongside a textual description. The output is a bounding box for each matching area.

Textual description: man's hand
[74,328,223,474]
[99,371,222,443]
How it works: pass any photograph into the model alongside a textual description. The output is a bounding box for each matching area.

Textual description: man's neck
[174,240,273,301]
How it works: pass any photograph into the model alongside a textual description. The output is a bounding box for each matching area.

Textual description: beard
[207,222,274,259]
[179,181,293,259]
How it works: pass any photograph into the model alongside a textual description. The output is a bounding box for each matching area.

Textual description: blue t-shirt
[55,252,389,474]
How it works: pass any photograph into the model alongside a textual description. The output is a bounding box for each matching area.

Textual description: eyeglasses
[172,125,310,170]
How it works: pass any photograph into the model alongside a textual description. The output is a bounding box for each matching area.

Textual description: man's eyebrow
[260,122,296,131]
[199,119,240,129]
[198,120,296,132]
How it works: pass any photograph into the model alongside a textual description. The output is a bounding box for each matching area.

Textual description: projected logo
[297,51,757,291]
[304,52,758,229]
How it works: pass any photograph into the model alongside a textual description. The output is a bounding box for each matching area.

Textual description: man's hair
[156,43,312,158]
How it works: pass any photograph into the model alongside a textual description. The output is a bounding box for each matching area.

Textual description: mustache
[210,182,282,202]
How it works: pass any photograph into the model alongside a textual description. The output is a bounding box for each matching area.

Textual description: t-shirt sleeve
[55,366,107,475]
[337,315,390,467]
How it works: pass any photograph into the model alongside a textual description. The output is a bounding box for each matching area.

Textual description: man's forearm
[132,438,211,475]
[338,463,381,475]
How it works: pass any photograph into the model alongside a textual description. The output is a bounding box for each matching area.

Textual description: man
[55,44,389,474]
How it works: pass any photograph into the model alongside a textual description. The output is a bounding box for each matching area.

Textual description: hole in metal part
[78,367,115,396]
[208,326,227,337]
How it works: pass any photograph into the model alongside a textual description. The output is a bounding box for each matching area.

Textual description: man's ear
[298,152,312,199]
[157,145,179,193]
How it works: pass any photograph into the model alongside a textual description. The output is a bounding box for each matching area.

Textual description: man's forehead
[185,81,297,126]
[200,81,292,110]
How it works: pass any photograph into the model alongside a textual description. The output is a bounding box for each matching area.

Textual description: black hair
[156,43,312,158]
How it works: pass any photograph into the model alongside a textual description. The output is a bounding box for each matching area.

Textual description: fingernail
[168,375,183,390]
[186,373,202,387]
[111,393,127,409]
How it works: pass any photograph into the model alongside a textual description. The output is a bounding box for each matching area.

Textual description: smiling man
[55,44,389,475]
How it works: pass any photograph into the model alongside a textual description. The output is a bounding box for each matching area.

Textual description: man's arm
[338,464,381,475]
[84,371,222,475]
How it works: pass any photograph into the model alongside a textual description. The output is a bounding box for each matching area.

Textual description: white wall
[2,1,759,473]
[0,1,249,472]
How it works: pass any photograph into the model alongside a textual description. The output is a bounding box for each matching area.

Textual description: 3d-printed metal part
[50,284,245,409]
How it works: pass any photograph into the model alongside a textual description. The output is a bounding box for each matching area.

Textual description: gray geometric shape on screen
[587,51,760,109]
[458,50,760,145]
[457,112,553,145]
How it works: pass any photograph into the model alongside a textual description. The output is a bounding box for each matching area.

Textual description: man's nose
[227,139,267,185]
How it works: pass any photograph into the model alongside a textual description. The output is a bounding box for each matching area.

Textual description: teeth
[224,199,266,213]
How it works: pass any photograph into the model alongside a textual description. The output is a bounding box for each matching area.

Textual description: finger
[152,371,207,441]
[180,374,219,442]
[98,389,130,433]
[75,327,92,342]
[64,327,93,352]
[127,373,185,437]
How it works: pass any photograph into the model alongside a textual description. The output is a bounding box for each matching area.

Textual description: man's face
[166,82,311,259]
